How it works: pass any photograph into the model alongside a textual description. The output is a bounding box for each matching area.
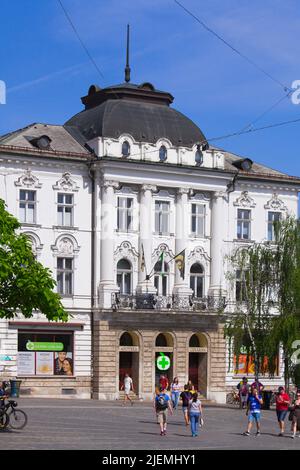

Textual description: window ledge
[115,229,138,234]
[233,239,255,243]
[20,223,42,228]
[153,232,174,237]
[53,226,78,231]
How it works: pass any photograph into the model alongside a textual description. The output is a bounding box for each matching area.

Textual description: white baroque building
[0,78,299,401]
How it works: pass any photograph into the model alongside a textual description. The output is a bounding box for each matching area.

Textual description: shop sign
[26,341,64,352]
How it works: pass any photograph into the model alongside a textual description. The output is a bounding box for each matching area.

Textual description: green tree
[267,217,300,390]
[225,244,276,380]
[0,199,68,321]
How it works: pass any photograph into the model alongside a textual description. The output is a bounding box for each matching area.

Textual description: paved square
[0,398,299,450]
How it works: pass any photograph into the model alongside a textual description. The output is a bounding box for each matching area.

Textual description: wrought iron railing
[111,293,226,312]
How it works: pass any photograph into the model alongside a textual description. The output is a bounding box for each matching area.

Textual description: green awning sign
[26,341,64,352]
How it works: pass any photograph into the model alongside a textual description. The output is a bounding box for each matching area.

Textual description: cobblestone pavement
[0,398,299,450]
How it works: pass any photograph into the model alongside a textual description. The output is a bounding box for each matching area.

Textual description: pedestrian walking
[243,387,263,436]
[159,374,169,391]
[237,377,250,409]
[171,377,181,410]
[121,373,134,406]
[290,390,300,439]
[180,384,192,426]
[188,392,203,437]
[154,387,173,436]
[275,386,290,436]
[251,378,264,393]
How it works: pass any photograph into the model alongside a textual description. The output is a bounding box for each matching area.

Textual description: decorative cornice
[141,184,157,193]
[52,172,79,192]
[103,180,120,191]
[264,193,288,212]
[233,191,256,208]
[14,169,42,189]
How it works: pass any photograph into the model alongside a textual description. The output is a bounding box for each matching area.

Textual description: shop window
[17,331,74,376]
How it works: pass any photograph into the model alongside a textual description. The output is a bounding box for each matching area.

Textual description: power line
[57,0,105,80]
[126,115,300,159]
[174,0,291,93]
[237,90,292,134]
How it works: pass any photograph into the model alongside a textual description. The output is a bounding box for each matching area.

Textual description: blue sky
[1,0,300,176]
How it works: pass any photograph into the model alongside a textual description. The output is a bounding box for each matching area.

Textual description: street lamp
[226,158,253,193]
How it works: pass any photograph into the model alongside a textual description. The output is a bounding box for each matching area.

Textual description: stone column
[136,184,157,294]
[173,188,192,299]
[208,191,227,297]
[98,180,120,308]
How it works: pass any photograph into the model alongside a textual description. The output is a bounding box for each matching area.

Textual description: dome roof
[65,83,206,148]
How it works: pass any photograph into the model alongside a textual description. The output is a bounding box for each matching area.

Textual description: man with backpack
[154,387,173,436]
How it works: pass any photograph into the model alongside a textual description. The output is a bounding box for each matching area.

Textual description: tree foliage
[225,217,300,388]
[0,199,68,321]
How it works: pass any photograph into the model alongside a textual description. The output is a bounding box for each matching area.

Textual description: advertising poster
[36,352,54,375]
[17,352,35,375]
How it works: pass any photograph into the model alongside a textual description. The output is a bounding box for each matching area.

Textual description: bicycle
[226,388,240,407]
[0,397,28,430]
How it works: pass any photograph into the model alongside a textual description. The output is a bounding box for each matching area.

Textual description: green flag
[159,252,165,276]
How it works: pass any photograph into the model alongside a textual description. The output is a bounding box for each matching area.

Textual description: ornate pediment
[152,243,175,262]
[233,191,256,208]
[53,173,79,192]
[15,169,42,188]
[264,193,288,212]
[51,235,80,255]
[114,241,139,265]
[188,246,211,263]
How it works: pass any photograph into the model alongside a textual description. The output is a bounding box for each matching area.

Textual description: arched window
[121,141,130,157]
[154,260,169,296]
[189,334,200,348]
[120,332,133,346]
[156,334,167,347]
[159,145,167,162]
[189,263,204,298]
[117,259,132,294]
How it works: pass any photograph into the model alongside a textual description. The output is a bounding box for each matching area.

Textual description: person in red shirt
[159,375,169,391]
[275,386,290,436]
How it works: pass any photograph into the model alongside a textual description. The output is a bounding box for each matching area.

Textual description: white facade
[0,92,299,400]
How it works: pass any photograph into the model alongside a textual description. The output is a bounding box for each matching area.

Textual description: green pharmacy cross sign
[156,352,171,371]
[26,341,64,352]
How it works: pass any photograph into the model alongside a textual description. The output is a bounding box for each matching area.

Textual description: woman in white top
[121,374,134,406]
[188,393,203,437]
[171,377,181,410]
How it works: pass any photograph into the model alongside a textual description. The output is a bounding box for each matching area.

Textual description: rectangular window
[17,331,73,376]
[237,209,251,240]
[235,270,247,302]
[191,204,205,236]
[57,258,73,296]
[267,212,281,241]
[19,190,36,223]
[117,197,133,231]
[57,193,73,226]
[155,201,170,234]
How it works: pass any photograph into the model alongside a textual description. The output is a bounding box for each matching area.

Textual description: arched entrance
[154,333,174,390]
[188,333,208,397]
[119,332,140,396]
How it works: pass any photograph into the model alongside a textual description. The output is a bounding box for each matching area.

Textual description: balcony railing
[111,293,226,312]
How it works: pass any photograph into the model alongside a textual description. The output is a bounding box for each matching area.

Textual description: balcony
[111,293,226,312]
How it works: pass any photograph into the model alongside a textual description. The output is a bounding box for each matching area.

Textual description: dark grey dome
[65,83,206,148]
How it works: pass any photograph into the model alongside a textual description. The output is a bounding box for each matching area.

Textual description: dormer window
[30,135,52,150]
[195,149,203,166]
[121,141,130,157]
[159,145,167,162]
